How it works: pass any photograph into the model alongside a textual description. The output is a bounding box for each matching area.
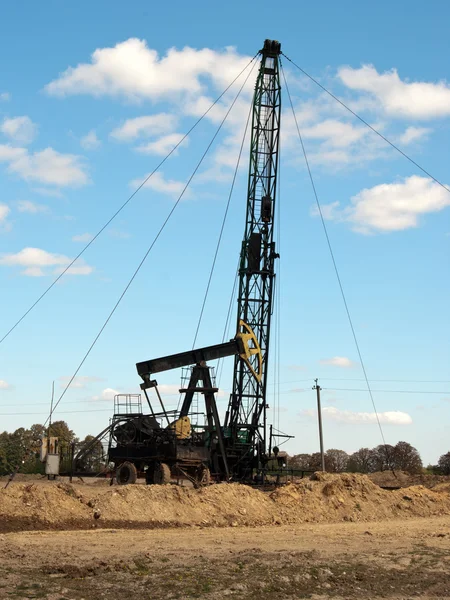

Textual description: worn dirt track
[1,516,450,599]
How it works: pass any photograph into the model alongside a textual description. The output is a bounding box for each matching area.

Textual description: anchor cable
[0,53,259,347]
[281,53,450,195]
[281,62,393,465]
[45,66,255,425]
[191,63,256,349]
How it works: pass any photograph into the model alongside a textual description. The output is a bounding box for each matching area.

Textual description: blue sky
[0,1,449,465]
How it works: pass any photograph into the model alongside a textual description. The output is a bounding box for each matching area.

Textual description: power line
[0,53,258,347]
[281,53,450,195]
[322,387,450,394]
[0,408,113,417]
[281,62,391,459]
[46,72,252,426]
[267,377,450,385]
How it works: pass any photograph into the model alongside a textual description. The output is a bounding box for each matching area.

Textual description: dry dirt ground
[1,473,449,599]
[1,517,450,599]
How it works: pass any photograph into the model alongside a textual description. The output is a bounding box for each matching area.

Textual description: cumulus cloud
[0,144,89,188]
[136,133,188,156]
[45,38,251,102]
[1,116,37,144]
[0,204,11,227]
[0,247,94,277]
[320,356,356,368]
[92,387,120,401]
[59,375,104,389]
[0,144,27,162]
[338,64,450,119]
[72,232,94,243]
[129,170,186,198]
[9,147,89,187]
[0,379,11,390]
[80,130,101,150]
[301,119,368,148]
[318,176,450,234]
[303,406,412,425]
[110,113,177,141]
[397,126,431,145]
[16,200,49,214]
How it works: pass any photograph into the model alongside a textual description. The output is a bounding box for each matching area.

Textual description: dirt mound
[432,482,450,493]
[0,483,90,529]
[1,473,449,532]
[369,470,450,489]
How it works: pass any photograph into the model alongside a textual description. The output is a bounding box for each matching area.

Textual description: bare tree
[348,447,375,473]
[325,449,349,472]
[289,453,313,470]
[392,441,423,473]
[371,444,395,471]
[438,452,450,475]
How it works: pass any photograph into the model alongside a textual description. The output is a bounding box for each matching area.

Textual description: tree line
[287,441,450,475]
[0,421,99,476]
[1,422,450,477]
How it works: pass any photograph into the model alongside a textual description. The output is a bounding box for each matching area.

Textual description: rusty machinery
[106,320,262,485]
[74,40,286,485]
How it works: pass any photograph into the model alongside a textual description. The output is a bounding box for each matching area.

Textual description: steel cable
[0,53,259,347]
[281,62,393,468]
[45,67,256,425]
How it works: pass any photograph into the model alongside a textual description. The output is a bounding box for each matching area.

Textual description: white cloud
[0,144,27,162]
[320,356,356,368]
[45,38,251,102]
[130,170,186,198]
[59,375,103,389]
[301,119,368,148]
[0,247,93,277]
[16,200,49,214]
[302,406,412,425]
[0,144,89,188]
[80,130,101,150]
[92,387,120,401]
[0,203,10,223]
[8,147,89,187]
[338,64,450,119]
[0,92,10,102]
[1,116,37,144]
[397,126,431,145]
[0,379,11,390]
[136,133,187,156]
[72,232,94,243]
[110,113,177,141]
[53,264,94,276]
[320,176,450,234]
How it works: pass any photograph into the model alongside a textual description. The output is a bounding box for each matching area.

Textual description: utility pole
[313,379,325,471]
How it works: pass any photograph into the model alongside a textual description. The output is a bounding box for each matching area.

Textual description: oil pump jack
[102,39,282,485]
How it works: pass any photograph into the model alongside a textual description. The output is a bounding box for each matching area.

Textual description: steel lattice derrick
[225,40,281,476]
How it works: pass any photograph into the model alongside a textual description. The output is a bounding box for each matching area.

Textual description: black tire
[116,461,138,485]
[145,464,155,485]
[154,462,171,485]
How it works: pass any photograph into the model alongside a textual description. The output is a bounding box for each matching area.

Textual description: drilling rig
[74,40,283,485]
[224,38,281,480]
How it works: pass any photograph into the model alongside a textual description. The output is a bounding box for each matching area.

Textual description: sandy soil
[2,473,450,532]
[1,516,449,599]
